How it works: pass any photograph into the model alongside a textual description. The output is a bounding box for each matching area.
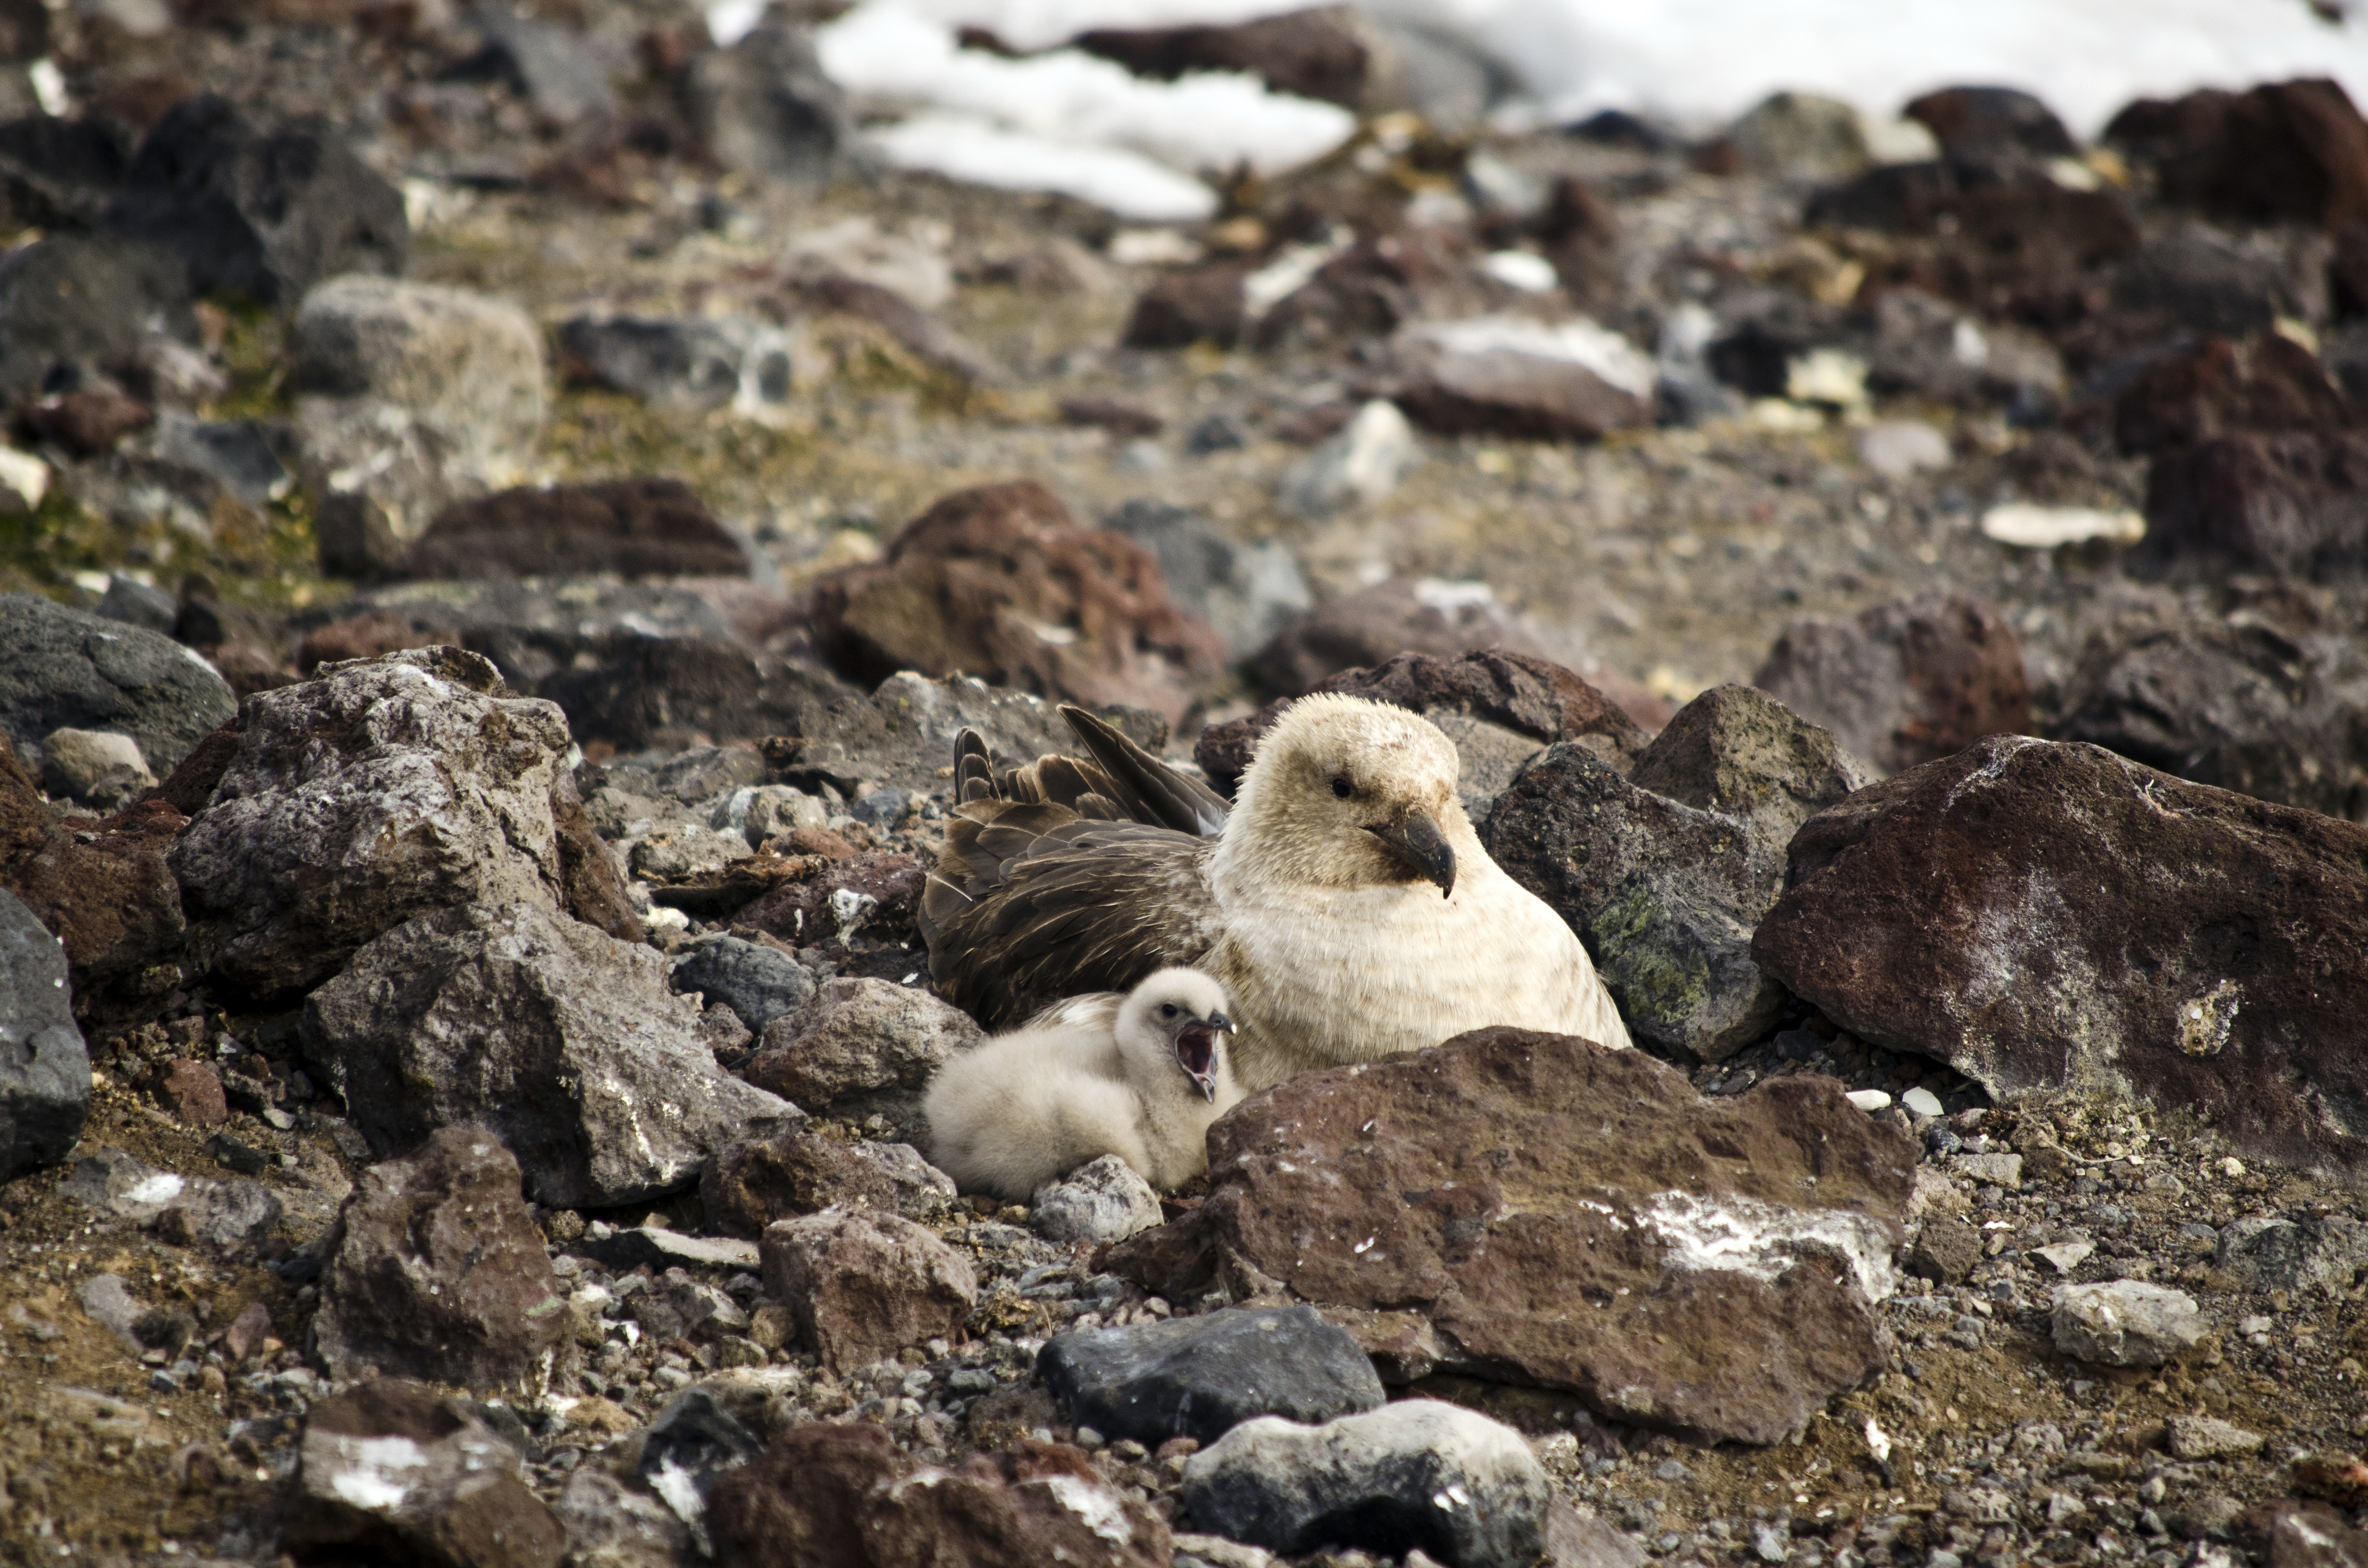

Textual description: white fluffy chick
[923,968,1242,1201]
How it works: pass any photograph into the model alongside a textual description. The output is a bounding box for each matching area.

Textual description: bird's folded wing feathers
[921,802,1220,1030]
[1056,706,1231,837]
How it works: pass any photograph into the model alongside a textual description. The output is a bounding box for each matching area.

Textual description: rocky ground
[1,1,2368,1565]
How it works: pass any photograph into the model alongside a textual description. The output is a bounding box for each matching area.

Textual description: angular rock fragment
[2051,1281,2206,1368]
[0,592,234,775]
[2138,429,2368,580]
[58,1144,281,1249]
[557,315,792,415]
[1031,1153,1163,1245]
[758,1206,978,1371]
[303,901,796,1207]
[1105,1029,1913,1443]
[708,1424,1171,1568]
[1040,1304,1385,1447]
[0,234,194,408]
[2112,333,2352,457]
[636,1387,764,1548]
[1180,1400,1550,1568]
[283,1378,567,1568]
[737,851,923,954]
[703,1127,950,1237]
[1483,686,1864,1059]
[1751,591,2032,777]
[172,648,633,996]
[37,727,151,806]
[2166,1415,2264,1460]
[1753,737,2368,1171]
[2105,78,2368,232]
[683,18,850,183]
[807,481,1226,729]
[0,888,86,1179]
[1123,264,1248,350]
[1394,316,1656,441]
[556,1469,694,1568]
[313,1127,567,1388]
[743,976,983,1121]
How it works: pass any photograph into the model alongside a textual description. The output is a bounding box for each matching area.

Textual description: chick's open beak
[1369,807,1456,898]
[1174,1021,1224,1102]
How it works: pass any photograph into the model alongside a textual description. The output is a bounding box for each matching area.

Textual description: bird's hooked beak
[1368,807,1456,898]
[1174,1013,1231,1102]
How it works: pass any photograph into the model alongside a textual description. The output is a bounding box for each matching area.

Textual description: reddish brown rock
[710,1424,1171,1568]
[1903,86,2077,164]
[153,1058,226,1127]
[393,478,748,582]
[1103,1029,1914,1445]
[2106,78,2368,232]
[758,1207,978,1371]
[1752,737,2368,1172]
[295,609,465,672]
[1073,7,1365,105]
[0,740,189,1026]
[314,1127,569,1388]
[743,975,984,1120]
[2114,334,2355,455]
[1058,394,1162,437]
[702,1128,898,1238]
[1255,230,1496,355]
[1752,591,2032,776]
[808,482,1224,728]
[1806,166,2137,309]
[285,1378,568,1568]
[13,387,154,457]
[1122,264,1248,350]
[2236,1500,2368,1568]
[1196,648,1648,796]
[738,850,922,949]
[2140,429,2368,578]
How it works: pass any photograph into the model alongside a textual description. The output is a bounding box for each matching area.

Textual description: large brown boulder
[709,1424,1171,1568]
[2139,429,2368,580]
[1103,1028,1914,1445]
[808,481,1225,728]
[759,1207,978,1371]
[2113,334,2354,456]
[1752,737,2368,1171]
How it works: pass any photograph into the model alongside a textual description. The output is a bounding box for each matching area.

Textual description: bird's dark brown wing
[1055,706,1230,836]
[920,796,1221,1030]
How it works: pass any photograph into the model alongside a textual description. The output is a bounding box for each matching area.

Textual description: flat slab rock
[1752,737,2368,1171]
[1105,1028,1914,1445]
[1039,1304,1386,1448]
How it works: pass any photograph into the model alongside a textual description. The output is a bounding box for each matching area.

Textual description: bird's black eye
[1160,1004,1178,1018]
[1330,776,1353,799]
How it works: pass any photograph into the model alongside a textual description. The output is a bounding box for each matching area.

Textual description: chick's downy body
[922,968,1242,1200]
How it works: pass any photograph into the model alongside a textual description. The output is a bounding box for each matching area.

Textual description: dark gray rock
[637,1387,763,1548]
[1030,1154,1162,1245]
[557,316,791,414]
[94,575,178,635]
[0,889,87,1179]
[450,8,618,126]
[150,411,288,507]
[684,20,850,183]
[1103,499,1312,661]
[671,937,816,1032]
[0,233,193,406]
[1483,686,1865,1060]
[1040,1304,1385,1447]
[57,1145,281,1250]
[102,94,407,307]
[0,592,234,775]
[304,902,797,1208]
[2051,620,2368,823]
[313,1127,568,1388]
[1180,1399,1550,1568]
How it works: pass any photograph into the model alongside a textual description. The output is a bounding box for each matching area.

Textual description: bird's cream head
[1116,967,1235,1102]
[1224,693,1464,897]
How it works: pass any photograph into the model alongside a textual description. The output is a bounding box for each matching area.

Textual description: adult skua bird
[920,694,1631,1093]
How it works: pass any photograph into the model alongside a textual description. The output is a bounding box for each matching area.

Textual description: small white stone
[1846,1089,1893,1112]
[1900,1087,1945,1119]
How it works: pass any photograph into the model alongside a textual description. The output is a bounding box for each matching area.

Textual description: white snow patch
[125,1173,186,1208]
[867,115,1219,221]
[1640,1190,1898,1302]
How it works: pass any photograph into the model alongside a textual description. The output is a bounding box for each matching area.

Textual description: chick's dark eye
[1330,776,1353,799]
[1159,1004,1177,1018]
